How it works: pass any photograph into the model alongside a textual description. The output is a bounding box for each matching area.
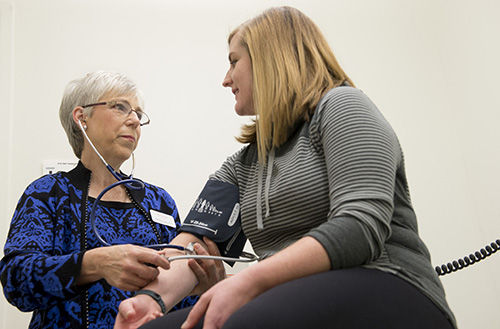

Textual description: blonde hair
[230,6,354,162]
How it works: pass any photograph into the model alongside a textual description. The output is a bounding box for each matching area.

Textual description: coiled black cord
[435,239,500,276]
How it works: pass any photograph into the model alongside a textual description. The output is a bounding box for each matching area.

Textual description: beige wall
[1,0,499,328]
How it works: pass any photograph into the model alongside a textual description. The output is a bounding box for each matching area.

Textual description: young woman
[116,7,457,329]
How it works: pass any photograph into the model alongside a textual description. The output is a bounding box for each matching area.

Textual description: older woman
[0,71,224,329]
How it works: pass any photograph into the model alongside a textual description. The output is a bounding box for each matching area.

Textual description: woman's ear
[72,106,86,125]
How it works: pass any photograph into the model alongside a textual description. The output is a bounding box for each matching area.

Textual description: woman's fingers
[181,292,211,329]
[99,245,171,290]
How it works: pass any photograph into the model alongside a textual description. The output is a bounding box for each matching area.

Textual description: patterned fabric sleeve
[0,175,83,311]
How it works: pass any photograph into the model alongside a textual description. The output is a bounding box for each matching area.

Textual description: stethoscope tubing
[167,255,257,262]
[167,250,259,262]
[90,178,187,251]
[82,119,258,263]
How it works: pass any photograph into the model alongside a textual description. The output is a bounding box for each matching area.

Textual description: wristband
[135,289,167,314]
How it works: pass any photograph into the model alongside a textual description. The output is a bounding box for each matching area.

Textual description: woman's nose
[222,70,232,87]
[126,112,141,128]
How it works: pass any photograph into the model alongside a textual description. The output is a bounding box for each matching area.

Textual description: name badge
[150,210,176,228]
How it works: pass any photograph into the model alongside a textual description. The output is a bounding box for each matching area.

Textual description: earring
[83,125,87,130]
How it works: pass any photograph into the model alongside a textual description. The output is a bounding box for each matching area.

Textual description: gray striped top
[210,86,456,327]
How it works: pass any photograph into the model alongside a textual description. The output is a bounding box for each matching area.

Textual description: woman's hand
[78,244,170,291]
[114,294,163,329]
[180,271,262,329]
[187,237,227,296]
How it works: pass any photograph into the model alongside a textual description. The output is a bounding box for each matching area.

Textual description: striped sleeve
[307,87,401,269]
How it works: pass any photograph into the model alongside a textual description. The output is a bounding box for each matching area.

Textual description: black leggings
[140,268,454,329]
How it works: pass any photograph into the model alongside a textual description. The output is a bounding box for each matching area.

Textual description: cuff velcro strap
[135,289,167,314]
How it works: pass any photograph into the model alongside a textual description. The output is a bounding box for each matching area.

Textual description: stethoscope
[78,119,258,263]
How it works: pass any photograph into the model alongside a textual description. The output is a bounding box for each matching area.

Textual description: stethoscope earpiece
[78,119,87,130]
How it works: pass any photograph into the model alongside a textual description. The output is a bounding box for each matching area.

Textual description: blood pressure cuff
[179,180,247,266]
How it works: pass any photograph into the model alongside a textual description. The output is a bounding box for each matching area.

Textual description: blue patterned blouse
[0,161,197,328]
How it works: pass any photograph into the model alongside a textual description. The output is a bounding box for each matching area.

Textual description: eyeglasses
[81,100,150,126]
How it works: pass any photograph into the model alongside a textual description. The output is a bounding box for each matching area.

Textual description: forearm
[140,233,205,311]
[238,236,330,293]
[1,252,82,311]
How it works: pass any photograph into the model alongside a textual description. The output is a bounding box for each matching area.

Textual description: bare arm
[114,232,208,328]
[241,236,330,288]
[147,233,206,307]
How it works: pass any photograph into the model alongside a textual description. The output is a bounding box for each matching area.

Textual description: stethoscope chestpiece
[185,242,197,255]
